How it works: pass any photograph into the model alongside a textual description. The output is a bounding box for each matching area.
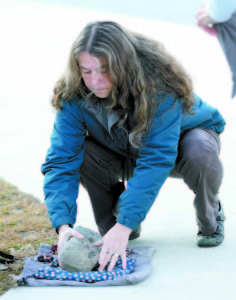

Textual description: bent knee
[179,130,220,169]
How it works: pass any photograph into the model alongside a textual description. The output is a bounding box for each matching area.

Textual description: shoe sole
[197,239,222,247]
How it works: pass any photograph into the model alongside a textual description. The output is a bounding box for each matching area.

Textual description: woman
[41,21,226,272]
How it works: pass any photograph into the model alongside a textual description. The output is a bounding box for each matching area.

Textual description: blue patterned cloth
[17,245,154,287]
[33,257,136,283]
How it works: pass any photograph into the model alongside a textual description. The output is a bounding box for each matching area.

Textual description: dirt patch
[0,179,58,296]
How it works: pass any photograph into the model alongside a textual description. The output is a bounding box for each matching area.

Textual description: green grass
[0,179,58,296]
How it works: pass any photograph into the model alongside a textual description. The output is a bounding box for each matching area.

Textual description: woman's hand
[93,223,132,272]
[58,225,83,263]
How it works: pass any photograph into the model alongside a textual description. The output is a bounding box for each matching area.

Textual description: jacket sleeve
[117,95,182,230]
[206,0,236,22]
[41,100,87,229]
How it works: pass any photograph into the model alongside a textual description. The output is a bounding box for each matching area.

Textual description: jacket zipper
[83,107,112,137]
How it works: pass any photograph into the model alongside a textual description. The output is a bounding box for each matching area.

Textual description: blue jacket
[41,93,226,230]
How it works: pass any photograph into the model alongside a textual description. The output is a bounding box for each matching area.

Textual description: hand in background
[196,3,218,36]
[93,223,132,272]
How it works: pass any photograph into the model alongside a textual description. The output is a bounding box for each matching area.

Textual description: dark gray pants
[80,128,223,236]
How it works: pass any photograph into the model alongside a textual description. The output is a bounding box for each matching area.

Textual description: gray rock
[59,226,102,273]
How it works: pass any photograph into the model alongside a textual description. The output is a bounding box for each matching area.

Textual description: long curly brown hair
[52,21,194,147]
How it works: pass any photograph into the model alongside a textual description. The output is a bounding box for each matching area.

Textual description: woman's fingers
[58,228,83,252]
[107,253,120,271]
[95,223,131,271]
[72,230,83,239]
[99,248,127,272]
[107,251,127,271]
[93,238,104,247]
[98,248,112,271]
[64,228,83,240]
[121,252,127,270]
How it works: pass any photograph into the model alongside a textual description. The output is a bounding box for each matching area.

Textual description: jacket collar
[84,99,120,136]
